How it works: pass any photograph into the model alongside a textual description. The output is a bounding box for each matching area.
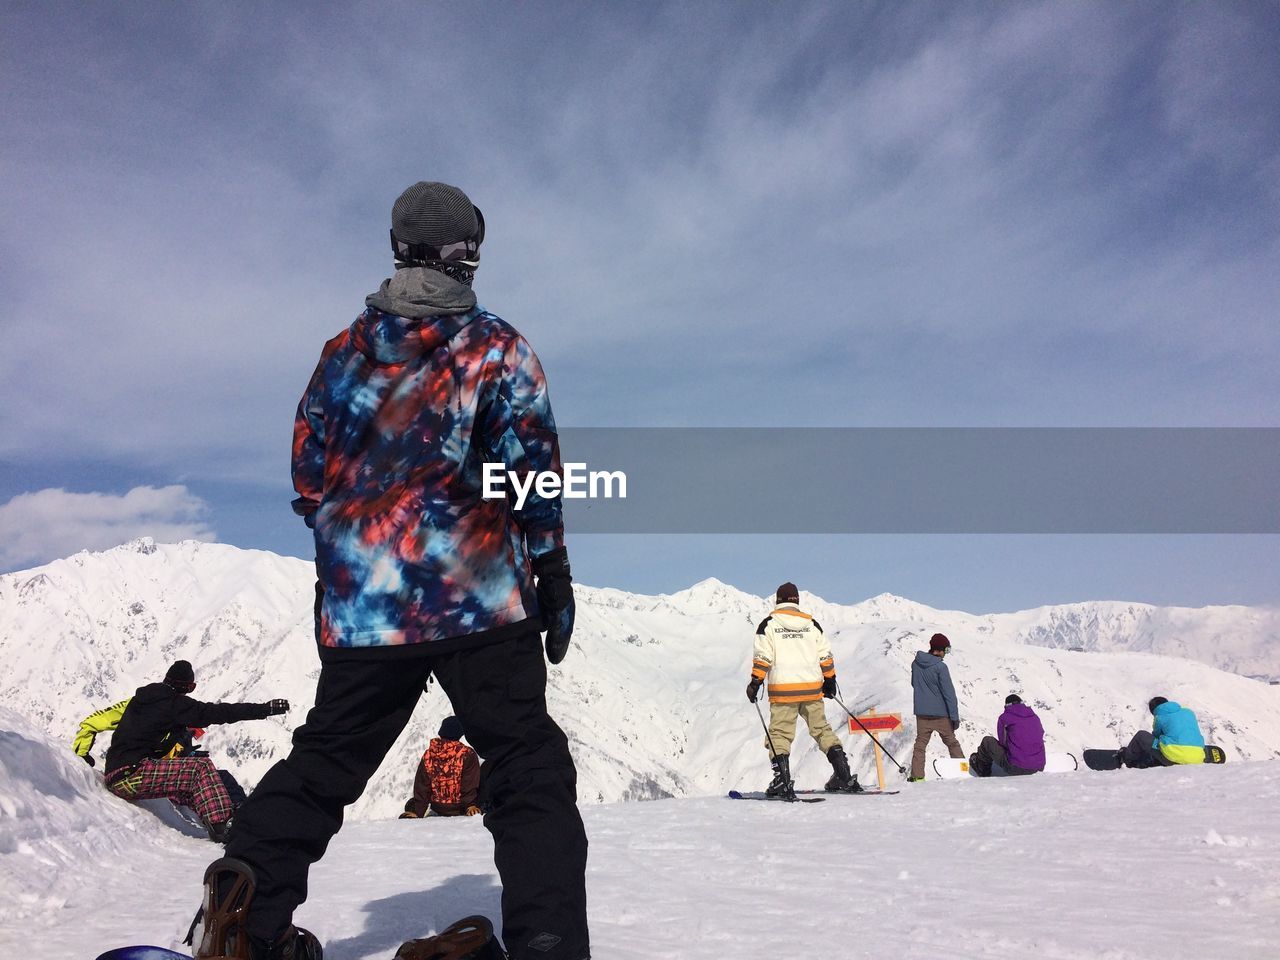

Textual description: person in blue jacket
[909,633,965,781]
[1119,696,1205,768]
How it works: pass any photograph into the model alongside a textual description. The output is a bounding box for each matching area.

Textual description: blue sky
[2,2,1278,611]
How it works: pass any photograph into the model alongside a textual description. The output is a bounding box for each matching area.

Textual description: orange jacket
[407,737,480,816]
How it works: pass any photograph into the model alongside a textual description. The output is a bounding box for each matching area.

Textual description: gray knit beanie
[392,182,480,247]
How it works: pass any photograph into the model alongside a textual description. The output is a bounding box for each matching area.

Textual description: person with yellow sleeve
[1118,696,1206,768]
[72,698,132,767]
[746,582,861,796]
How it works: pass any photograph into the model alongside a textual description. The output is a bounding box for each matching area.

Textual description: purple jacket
[997,703,1046,771]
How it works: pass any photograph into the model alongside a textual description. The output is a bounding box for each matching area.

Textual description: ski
[795,788,899,796]
[727,790,825,803]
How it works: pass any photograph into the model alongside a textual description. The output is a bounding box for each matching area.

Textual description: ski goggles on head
[390,205,485,267]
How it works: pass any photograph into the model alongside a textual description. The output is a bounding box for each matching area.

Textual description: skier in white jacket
[747,582,861,795]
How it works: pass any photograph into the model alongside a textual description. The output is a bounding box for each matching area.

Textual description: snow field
[4,706,1279,960]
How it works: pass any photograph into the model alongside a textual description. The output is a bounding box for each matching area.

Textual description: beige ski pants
[766,699,840,757]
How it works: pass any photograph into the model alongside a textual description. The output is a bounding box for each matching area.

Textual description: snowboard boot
[765,754,794,798]
[394,916,507,960]
[194,857,322,960]
[207,818,234,844]
[823,745,863,793]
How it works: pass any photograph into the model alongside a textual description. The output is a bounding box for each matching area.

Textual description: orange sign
[849,712,902,733]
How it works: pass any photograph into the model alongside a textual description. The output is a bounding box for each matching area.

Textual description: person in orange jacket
[400,717,481,818]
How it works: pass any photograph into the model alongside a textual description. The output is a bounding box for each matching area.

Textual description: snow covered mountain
[1,539,1279,822]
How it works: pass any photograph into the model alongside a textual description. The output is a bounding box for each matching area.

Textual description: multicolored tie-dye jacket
[292,268,563,655]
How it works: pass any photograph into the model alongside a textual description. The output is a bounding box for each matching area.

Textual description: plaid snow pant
[105,756,234,828]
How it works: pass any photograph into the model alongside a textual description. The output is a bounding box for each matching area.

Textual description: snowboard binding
[192,858,321,960]
[394,916,507,960]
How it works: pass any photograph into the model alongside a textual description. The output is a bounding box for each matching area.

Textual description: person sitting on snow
[101,660,288,841]
[1117,696,1205,768]
[76,694,249,807]
[969,694,1045,777]
[747,582,861,796]
[401,716,482,818]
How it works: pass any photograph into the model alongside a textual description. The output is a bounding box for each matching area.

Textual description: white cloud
[0,486,216,571]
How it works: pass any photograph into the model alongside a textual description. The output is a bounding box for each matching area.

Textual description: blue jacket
[1151,701,1204,752]
[911,651,959,721]
[292,269,563,655]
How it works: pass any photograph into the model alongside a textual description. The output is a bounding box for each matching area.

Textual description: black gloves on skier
[746,678,763,703]
[822,677,839,699]
[267,699,290,716]
[532,547,574,664]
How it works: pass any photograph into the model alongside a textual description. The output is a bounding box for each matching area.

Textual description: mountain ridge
[2,538,1278,821]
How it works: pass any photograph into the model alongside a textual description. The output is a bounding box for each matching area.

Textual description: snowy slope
[3,704,1279,960]
[1,540,1279,824]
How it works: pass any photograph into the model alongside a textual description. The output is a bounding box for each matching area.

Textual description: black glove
[267,699,290,716]
[532,547,575,664]
[951,718,961,730]
[822,677,839,699]
[82,753,96,768]
[746,678,763,703]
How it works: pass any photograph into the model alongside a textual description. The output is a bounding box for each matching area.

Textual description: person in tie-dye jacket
[200,182,588,960]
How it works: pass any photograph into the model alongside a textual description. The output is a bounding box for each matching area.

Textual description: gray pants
[912,715,964,778]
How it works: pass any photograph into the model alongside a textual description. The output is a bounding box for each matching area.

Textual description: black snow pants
[1120,729,1174,770]
[224,631,589,960]
[970,736,1038,778]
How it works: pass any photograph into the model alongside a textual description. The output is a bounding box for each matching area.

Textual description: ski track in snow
[3,707,1280,960]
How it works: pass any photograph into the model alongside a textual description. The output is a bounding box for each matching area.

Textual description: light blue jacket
[911,651,959,722]
[1151,700,1204,752]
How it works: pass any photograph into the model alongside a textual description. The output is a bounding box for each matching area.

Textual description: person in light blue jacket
[1119,697,1206,767]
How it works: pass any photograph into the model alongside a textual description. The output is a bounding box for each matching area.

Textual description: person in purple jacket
[969,694,1046,777]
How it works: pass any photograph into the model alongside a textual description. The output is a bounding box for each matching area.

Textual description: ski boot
[765,754,794,799]
[193,857,322,960]
[823,744,864,793]
[395,915,508,960]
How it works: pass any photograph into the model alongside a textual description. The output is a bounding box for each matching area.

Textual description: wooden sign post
[848,706,903,791]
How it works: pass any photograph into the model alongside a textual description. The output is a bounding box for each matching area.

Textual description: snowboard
[1083,748,1122,771]
[932,752,1078,779]
[727,790,825,803]
[95,948,193,960]
[1084,744,1227,771]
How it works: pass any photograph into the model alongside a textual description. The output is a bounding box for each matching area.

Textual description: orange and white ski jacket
[750,603,836,703]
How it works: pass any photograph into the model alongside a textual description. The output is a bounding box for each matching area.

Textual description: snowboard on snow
[1083,748,1122,771]
[932,752,1078,779]
[1084,744,1228,771]
[95,948,193,960]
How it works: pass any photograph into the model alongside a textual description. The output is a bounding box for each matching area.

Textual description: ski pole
[753,696,796,800]
[833,693,908,775]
